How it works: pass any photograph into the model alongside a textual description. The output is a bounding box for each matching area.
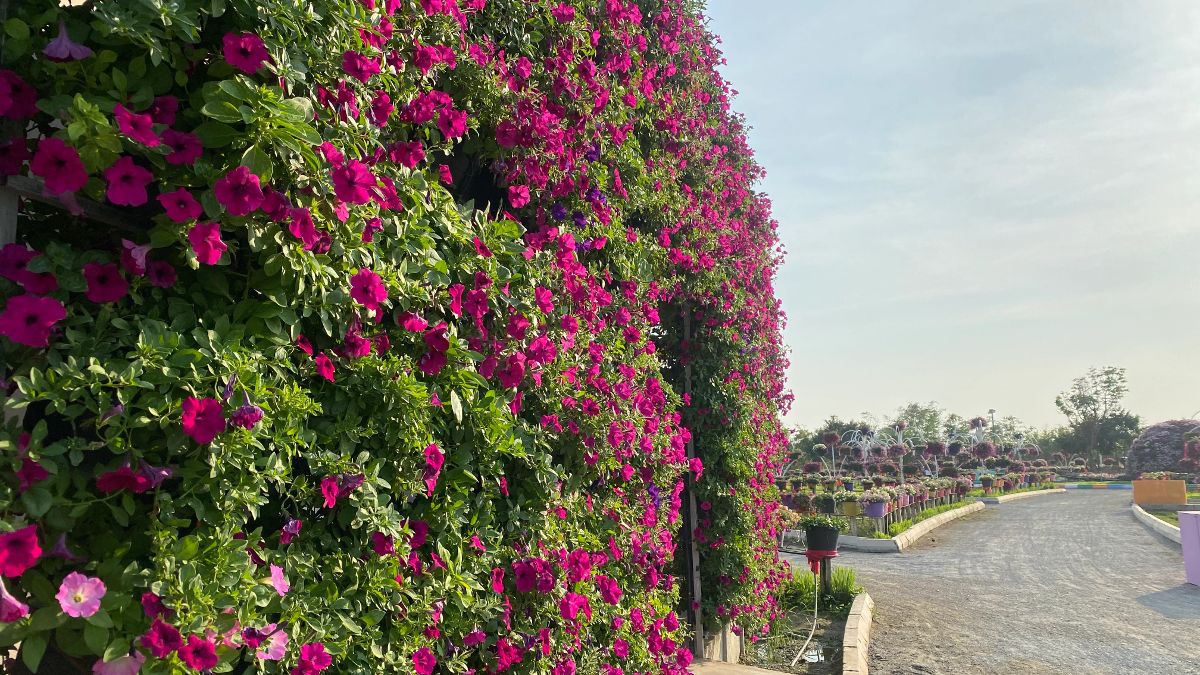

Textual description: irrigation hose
[789,572,820,668]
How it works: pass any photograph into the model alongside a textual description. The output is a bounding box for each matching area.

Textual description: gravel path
[782,491,1200,674]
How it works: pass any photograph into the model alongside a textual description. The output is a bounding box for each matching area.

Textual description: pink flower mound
[0,525,41,577]
[214,165,265,216]
[0,295,66,347]
[104,156,154,206]
[412,647,437,675]
[342,51,382,82]
[30,137,87,195]
[179,634,219,670]
[437,107,468,138]
[0,579,28,622]
[349,268,387,311]
[56,571,106,617]
[83,263,129,303]
[181,396,225,444]
[223,32,270,73]
[114,104,160,147]
[188,222,228,265]
[293,642,333,674]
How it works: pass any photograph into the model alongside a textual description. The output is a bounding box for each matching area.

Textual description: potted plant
[799,514,841,551]
[792,491,812,513]
[980,475,994,494]
[822,477,837,492]
[861,479,874,490]
[835,489,861,516]
[812,492,836,514]
[859,489,890,518]
[805,473,820,491]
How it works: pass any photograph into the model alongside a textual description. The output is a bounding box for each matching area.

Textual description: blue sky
[706,1,1200,429]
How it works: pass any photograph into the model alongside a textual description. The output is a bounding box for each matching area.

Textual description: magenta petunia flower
[181,396,225,444]
[423,443,444,497]
[222,32,270,74]
[279,518,302,545]
[147,260,177,289]
[162,129,202,165]
[287,207,320,250]
[140,618,182,658]
[268,564,289,596]
[255,624,288,660]
[0,579,28,622]
[91,651,144,675]
[147,96,178,125]
[0,244,57,295]
[141,591,169,618]
[349,268,387,312]
[437,107,468,139]
[0,70,38,120]
[507,185,530,208]
[83,262,129,303]
[0,137,29,177]
[214,165,264,216]
[157,187,203,223]
[95,463,151,494]
[30,137,87,195]
[331,160,376,205]
[187,222,227,265]
[113,104,159,147]
[295,642,333,673]
[341,51,381,82]
[43,20,93,62]
[320,475,340,508]
[389,140,424,168]
[104,156,154,206]
[120,239,151,276]
[230,400,263,430]
[315,352,335,381]
[15,458,48,492]
[56,571,105,618]
[0,525,40,578]
[0,294,66,347]
[178,634,218,670]
[412,647,436,675]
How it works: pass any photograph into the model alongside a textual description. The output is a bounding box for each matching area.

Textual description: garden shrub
[0,0,787,673]
[1127,420,1199,475]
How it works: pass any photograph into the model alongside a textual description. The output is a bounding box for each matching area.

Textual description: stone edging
[979,488,1066,504]
[1131,503,1181,544]
[838,501,984,553]
[842,591,874,675]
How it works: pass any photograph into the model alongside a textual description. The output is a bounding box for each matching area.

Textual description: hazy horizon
[708,1,1200,431]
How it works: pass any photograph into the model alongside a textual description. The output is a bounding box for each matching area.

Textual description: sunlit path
[784,491,1200,674]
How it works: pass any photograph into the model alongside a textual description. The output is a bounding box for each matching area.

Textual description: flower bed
[0,1,788,673]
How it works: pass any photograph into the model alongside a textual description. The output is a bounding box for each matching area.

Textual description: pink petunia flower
[0,579,29,622]
[315,352,335,381]
[120,239,151,276]
[15,458,48,492]
[268,564,289,596]
[147,261,177,288]
[0,70,38,120]
[279,518,302,545]
[147,96,178,125]
[187,222,227,265]
[341,51,381,82]
[412,647,436,675]
[83,263,129,303]
[349,268,387,311]
[423,443,444,497]
[178,634,218,670]
[214,165,264,216]
[437,108,468,139]
[56,571,105,617]
[140,618,182,658]
[0,294,66,347]
[157,187,203,222]
[255,624,289,660]
[43,20,93,62]
[320,475,340,508]
[223,32,270,74]
[507,185,530,208]
[0,138,29,177]
[181,396,225,444]
[162,129,202,165]
[113,104,159,147]
[331,160,376,204]
[104,156,153,206]
[30,138,87,195]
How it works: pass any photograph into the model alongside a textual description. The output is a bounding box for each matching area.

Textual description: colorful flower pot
[839,501,861,517]
[805,524,839,551]
[864,501,888,518]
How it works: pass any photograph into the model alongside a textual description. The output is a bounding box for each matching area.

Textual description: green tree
[885,401,945,444]
[1054,366,1137,460]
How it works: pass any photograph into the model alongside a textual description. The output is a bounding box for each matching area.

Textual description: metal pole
[680,303,705,657]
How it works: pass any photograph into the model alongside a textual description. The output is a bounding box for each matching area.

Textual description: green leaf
[450,391,463,424]
[84,622,109,655]
[87,608,114,628]
[30,606,63,631]
[21,487,53,518]
[111,69,127,93]
[200,100,243,123]
[21,632,47,672]
[277,98,313,122]
[103,636,132,663]
[4,18,29,40]
[240,145,273,182]
[218,79,254,102]
[193,121,240,148]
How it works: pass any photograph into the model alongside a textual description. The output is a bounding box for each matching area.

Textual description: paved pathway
[782,491,1200,674]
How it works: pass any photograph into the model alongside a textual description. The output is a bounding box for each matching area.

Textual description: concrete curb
[839,501,984,553]
[980,488,1066,504]
[1131,503,1181,545]
[842,591,874,675]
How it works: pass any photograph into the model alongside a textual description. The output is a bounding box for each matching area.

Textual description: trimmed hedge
[0,0,787,673]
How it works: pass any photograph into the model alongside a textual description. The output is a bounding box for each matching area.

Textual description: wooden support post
[819,558,833,597]
[0,185,16,245]
[680,302,705,656]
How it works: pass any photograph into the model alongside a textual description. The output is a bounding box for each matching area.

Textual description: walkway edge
[1131,503,1181,544]
[842,591,874,675]
[980,488,1066,504]
[839,502,984,552]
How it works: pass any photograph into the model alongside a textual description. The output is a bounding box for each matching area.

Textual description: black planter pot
[816,500,836,514]
[805,524,840,551]
[843,480,856,491]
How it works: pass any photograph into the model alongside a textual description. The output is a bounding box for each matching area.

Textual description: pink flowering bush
[0,0,787,672]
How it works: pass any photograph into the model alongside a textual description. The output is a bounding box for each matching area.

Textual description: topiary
[1127,420,1200,474]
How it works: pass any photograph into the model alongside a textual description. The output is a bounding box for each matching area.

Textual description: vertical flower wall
[0,0,788,673]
